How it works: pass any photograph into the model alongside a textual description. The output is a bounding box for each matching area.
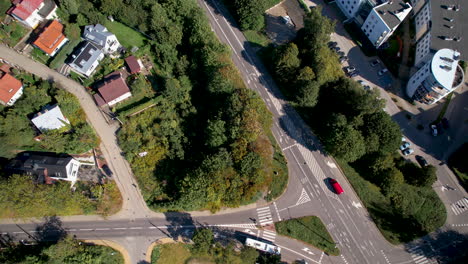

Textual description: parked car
[281,16,293,26]
[329,178,344,194]
[430,124,438,136]
[401,136,407,142]
[378,68,388,76]
[358,80,371,90]
[400,142,411,150]
[339,55,348,63]
[349,71,359,77]
[403,148,414,156]
[344,66,356,73]
[415,155,429,167]
[328,41,338,48]
[441,118,449,129]
[337,51,345,56]
[370,59,380,66]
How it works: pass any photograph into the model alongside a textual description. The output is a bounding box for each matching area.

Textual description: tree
[296,80,320,107]
[324,125,366,162]
[205,119,228,148]
[59,0,79,15]
[361,111,401,154]
[381,168,404,196]
[234,0,265,31]
[191,228,214,254]
[274,43,300,85]
[240,247,259,264]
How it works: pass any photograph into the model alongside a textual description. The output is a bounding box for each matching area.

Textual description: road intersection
[0,0,467,263]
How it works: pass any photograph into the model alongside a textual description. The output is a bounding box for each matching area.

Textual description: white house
[7,0,57,29]
[83,24,121,54]
[0,72,23,106]
[361,1,412,48]
[407,48,464,104]
[31,104,70,132]
[68,41,105,77]
[7,152,80,184]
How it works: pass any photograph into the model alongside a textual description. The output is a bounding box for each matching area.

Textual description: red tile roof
[33,20,66,55]
[96,71,130,106]
[124,56,141,74]
[8,0,44,21]
[0,73,22,104]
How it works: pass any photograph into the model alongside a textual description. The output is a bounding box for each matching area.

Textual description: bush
[449,143,468,192]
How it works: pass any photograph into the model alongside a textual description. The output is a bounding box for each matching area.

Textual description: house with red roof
[93,71,132,107]
[7,0,57,29]
[124,56,143,74]
[32,20,68,56]
[0,71,23,106]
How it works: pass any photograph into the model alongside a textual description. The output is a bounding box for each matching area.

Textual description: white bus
[245,238,281,255]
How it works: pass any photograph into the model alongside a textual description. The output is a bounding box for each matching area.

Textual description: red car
[329,178,344,194]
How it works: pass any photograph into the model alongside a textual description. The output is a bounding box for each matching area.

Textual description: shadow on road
[34,215,67,241]
[160,212,195,242]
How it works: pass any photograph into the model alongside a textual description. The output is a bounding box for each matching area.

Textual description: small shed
[124,56,143,74]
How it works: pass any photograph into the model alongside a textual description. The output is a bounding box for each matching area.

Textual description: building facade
[83,24,121,54]
[336,0,365,18]
[7,0,57,29]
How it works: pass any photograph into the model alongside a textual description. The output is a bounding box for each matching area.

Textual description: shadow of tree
[34,215,67,242]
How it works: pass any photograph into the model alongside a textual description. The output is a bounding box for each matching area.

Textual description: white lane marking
[13,231,24,234]
[257,206,273,226]
[352,201,363,208]
[80,229,92,231]
[302,247,315,255]
[130,227,142,230]
[380,250,391,264]
[341,255,349,264]
[95,228,110,231]
[262,230,276,242]
[296,188,311,206]
[451,223,468,227]
[278,244,320,264]
[326,160,337,168]
[113,227,127,230]
[273,202,282,221]
[282,143,297,151]
[450,198,468,215]
[201,1,238,55]
[148,226,157,229]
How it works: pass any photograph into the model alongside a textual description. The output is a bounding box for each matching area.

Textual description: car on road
[329,178,344,194]
[370,59,380,66]
[400,142,411,150]
[415,155,429,167]
[344,66,356,73]
[378,68,388,76]
[442,118,449,129]
[339,55,348,63]
[430,124,438,136]
[403,148,414,156]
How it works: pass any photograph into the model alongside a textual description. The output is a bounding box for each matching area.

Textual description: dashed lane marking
[80,229,92,231]
[273,202,281,221]
[451,223,468,227]
[380,250,391,264]
[113,227,127,230]
[341,255,349,264]
[129,227,143,230]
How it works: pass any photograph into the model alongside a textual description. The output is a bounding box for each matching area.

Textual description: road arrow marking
[326,160,337,168]
[302,248,315,255]
[352,201,362,208]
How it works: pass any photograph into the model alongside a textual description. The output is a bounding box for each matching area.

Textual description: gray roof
[427,0,468,60]
[375,0,412,29]
[31,104,69,132]
[68,41,103,76]
[6,152,73,182]
[83,24,114,49]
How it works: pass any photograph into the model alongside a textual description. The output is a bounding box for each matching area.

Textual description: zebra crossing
[450,197,468,215]
[296,188,311,206]
[408,247,436,264]
[261,230,277,242]
[256,206,273,226]
[297,144,329,192]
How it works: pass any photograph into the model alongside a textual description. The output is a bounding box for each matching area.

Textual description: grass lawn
[275,216,340,256]
[31,48,50,64]
[151,243,214,264]
[265,135,288,201]
[104,21,147,48]
[244,30,271,48]
[0,21,28,47]
[0,0,11,20]
[49,39,80,69]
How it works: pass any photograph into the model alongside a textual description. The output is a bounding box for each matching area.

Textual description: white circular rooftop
[431,48,460,90]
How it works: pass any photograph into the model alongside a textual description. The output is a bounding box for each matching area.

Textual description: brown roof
[33,20,67,55]
[124,56,141,74]
[0,73,22,104]
[95,71,130,106]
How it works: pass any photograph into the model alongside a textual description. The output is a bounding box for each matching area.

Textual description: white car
[403,148,414,156]
[400,142,411,151]
[378,68,388,76]
[358,80,371,90]
[431,125,438,136]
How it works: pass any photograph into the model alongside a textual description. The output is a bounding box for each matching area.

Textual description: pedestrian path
[256,206,273,226]
[450,197,468,216]
[261,230,276,242]
[408,246,436,264]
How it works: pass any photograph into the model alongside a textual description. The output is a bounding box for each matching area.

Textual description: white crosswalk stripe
[257,206,273,226]
[296,188,311,205]
[262,230,276,242]
[450,198,468,215]
[212,223,257,229]
[407,247,436,264]
[297,144,330,193]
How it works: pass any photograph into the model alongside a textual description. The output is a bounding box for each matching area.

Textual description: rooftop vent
[440,65,452,71]
[444,25,454,29]
[440,57,454,63]
[444,17,454,22]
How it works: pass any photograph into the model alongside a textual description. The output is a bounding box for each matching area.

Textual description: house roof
[7,152,74,182]
[95,71,131,106]
[33,20,66,55]
[125,56,141,74]
[428,0,468,61]
[31,104,70,132]
[375,0,412,29]
[7,0,44,20]
[0,73,22,104]
[83,24,114,49]
[68,41,103,75]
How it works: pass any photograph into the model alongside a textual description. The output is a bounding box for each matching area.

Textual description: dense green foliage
[0,236,123,264]
[225,0,281,31]
[275,216,340,256]
[0,175,121,218]
[0,74,99,158]
[449,143,468,192]
[152,228,260,264]
[54,0,286,211]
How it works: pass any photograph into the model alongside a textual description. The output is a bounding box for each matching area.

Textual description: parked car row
[400,138,430,167]
[329,41,348,64]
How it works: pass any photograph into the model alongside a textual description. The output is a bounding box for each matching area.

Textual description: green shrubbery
[449,143,468,192]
